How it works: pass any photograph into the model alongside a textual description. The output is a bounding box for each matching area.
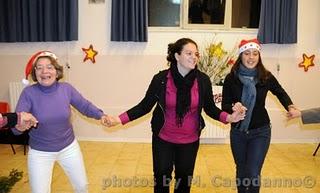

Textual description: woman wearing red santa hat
[222,38,301,193]
[13,51,108,193]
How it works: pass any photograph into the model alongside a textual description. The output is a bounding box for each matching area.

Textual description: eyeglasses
[35,64,55,71]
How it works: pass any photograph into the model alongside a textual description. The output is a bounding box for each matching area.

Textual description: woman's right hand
[227,110,246,123]
[101,115,121,127]
[15,112,38,132]
[232,102,247,114]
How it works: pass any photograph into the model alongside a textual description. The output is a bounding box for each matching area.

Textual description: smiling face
[175,43,199,73]
[34,57,58,87]
[241,48,260,69]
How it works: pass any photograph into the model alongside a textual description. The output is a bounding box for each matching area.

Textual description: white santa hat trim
[238,38,261,54]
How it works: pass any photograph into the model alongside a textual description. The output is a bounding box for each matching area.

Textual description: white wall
[1,0,320,143]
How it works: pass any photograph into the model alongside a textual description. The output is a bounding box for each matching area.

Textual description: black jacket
[125,69,223,136]
[222,72,293,130]
[0,113,18,129]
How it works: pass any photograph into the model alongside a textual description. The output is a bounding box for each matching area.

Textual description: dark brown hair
[166,38,198,65]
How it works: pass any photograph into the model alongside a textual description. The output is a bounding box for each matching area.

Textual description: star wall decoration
[298,53,315,72]
[82,44,98,63]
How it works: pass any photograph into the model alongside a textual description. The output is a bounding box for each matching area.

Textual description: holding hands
[227,102,247,123]
[232,102,247,114]
[228,102,302,122]
[286,105,301,120]
[15,112,38,132]
[101,115,121,127]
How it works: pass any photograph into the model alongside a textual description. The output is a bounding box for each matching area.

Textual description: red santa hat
[238,38,261,54]
[22,51,58,85]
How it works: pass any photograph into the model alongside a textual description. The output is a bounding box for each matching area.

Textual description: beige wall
[1,0,320,143]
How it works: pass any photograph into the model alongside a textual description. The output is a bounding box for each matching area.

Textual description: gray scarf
[237,64,258,132]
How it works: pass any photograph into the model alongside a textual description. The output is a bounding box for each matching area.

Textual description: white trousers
[28,140,88,193]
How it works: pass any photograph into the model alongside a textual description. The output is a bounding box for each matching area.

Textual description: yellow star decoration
[298,54,315,72]
[82,44,98,63]
[208,42,227,60]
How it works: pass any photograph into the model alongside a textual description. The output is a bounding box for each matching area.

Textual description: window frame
[148,0,259,32]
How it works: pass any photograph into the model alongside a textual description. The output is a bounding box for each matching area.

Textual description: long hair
[230,52,270,83]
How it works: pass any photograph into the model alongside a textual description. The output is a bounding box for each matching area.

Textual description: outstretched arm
[288,107,320,124]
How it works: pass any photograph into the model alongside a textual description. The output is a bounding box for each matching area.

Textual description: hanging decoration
[82,44,98,63]
[298,53,315,72]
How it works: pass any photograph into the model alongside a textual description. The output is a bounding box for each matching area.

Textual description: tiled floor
[0,142,319,193]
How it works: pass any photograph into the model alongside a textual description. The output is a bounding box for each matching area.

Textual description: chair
[0,101,10,113]
[0,101,28,155]
[313,143,320,156]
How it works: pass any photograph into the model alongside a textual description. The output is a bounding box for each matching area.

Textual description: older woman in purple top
[13,51,107,193]
[103,38,245,193]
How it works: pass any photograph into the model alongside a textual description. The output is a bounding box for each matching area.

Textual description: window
[148,0,181,27]
[148,0,260,29]
[189,0,226,24]
[231,0,261,28]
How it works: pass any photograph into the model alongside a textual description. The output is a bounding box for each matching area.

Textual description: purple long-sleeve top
[12,82,104,152]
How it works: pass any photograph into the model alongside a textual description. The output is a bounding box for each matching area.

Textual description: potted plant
[198,40,238,107]
[198,41,238,86]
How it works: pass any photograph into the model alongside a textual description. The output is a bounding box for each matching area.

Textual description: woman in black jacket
[104,38,245,193]
[222,38,300,193]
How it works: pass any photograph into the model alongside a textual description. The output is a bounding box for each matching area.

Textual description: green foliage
[0,169,23,193]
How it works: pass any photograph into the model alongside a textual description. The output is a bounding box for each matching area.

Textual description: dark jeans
[230,125,271,193]
[152,135,199,193]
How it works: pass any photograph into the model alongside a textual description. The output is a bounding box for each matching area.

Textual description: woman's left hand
[227,110,246,123]
[287,105,301,120]
[15,112,38,132]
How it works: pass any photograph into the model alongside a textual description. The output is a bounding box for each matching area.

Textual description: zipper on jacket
[157,101,166,135]
[155,80,166,135]
[197,76,204,134]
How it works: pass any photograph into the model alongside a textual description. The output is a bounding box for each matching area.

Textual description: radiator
[9,82,26,111]
[200,119,228,138]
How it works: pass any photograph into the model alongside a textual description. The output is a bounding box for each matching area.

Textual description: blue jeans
[230,125,271,193]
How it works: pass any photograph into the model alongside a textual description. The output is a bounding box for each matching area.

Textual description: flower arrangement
[198,40,238,85]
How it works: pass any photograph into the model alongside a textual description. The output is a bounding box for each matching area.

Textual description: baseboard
[77,136,319,144]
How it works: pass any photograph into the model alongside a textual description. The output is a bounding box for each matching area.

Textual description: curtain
[257,0,297,44]
[0,0,78,42]
[249,0,261,28]
[111,0,147,42]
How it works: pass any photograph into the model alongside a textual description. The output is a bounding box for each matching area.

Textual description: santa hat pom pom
[22,78,30,85]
